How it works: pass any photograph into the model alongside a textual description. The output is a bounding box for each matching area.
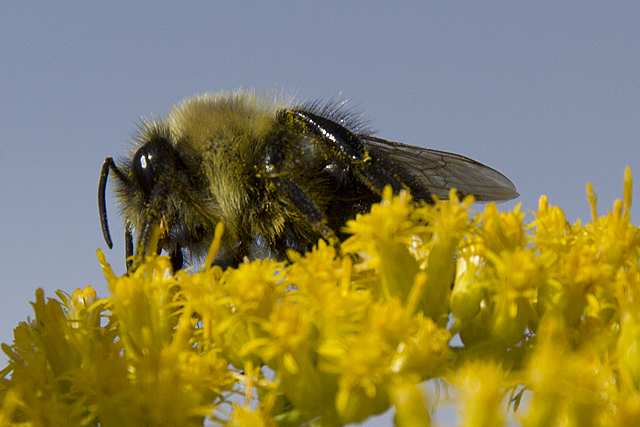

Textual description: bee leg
[210,239,252,269]
[273,178,323,223]
[129,180,172,271]
[125,220,134,270]
[170,246,184,271]
[271,177,339,246]
[355,162,408,196]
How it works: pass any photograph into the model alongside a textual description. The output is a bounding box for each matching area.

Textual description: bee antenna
[99,157,128,249]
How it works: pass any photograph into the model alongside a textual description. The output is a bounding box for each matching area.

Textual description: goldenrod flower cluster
[1,168,639,427]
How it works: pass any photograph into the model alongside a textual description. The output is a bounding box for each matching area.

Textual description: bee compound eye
[133,144,157,198]
[132,137,184,200]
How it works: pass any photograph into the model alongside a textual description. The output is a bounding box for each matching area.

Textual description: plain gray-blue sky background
[1,2,638,425]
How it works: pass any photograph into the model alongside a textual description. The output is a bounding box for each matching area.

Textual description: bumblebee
[99,90,518,271]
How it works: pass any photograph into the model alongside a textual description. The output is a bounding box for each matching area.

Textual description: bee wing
[361,135,519,202]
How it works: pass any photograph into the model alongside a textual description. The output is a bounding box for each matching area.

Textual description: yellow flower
[391,312,452,378]
[452,361,510,427]
[417,190,475,324]
[616,267,640,393]
[531,195,573,253]
[521,316,616,427]
[482,202,527,253]
[390,380,432,427]
[226,403,277,427]
[342,187,422,302]
[4,168,640,427]
[221,258,284,320]
[258,300,316,373]
[450,239,487,327]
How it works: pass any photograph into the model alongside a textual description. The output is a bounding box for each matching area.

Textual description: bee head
[99,125,197,270]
